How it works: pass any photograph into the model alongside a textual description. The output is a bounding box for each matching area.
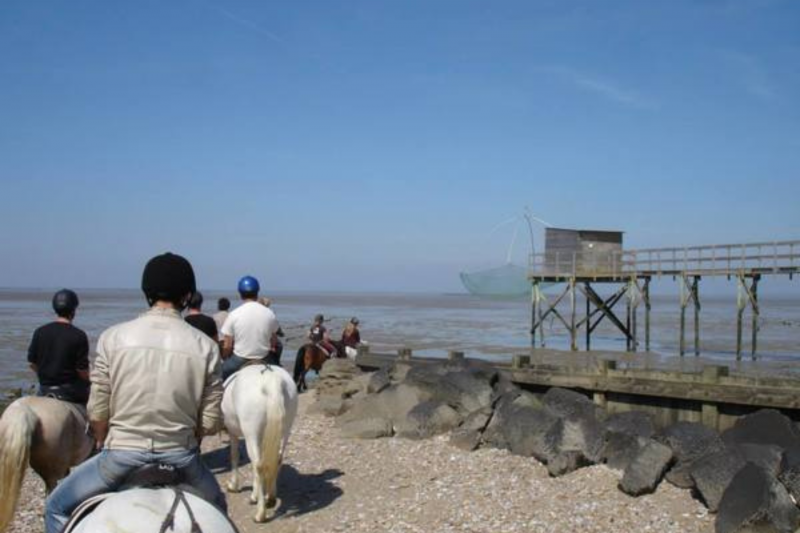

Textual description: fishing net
[459,263,532,297]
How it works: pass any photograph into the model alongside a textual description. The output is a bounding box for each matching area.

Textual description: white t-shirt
[220,301,279,360]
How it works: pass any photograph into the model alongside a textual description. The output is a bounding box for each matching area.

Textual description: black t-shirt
[186,313,219,340]
[309,324,326,343]
[27,322,89,386]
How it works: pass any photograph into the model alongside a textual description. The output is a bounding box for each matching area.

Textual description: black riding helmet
[52,289,79,318]
[141,252,196,308]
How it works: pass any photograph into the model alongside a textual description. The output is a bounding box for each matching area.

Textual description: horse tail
[0,400,37,533]
[258,372,285,498]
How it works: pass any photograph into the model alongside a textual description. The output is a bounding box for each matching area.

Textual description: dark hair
[240,291,258,300]
[218,297,231,311]
[188,291,204,310]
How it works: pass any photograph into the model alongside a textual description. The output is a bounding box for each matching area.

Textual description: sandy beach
[7,392,714,533]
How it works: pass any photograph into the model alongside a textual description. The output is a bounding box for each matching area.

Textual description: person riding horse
[44,252,227,533]
[27,289,90,405]
[219,276,281,380]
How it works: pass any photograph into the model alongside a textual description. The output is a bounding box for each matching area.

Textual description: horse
[222,364,298,523]
[0,396,93,533]
[66,488,237,533]
[292,343,330,392]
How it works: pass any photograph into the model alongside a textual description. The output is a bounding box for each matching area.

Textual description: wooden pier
[354,347,800,432]
[529,239,800,360]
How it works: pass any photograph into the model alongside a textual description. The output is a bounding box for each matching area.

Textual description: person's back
[220,275,280,380]
[213,297,231,333]
[27,289,90,405]
[222,301,278,359]
[95,309,219,448]
[185,291,218,341]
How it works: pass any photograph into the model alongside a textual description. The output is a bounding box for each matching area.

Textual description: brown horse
[0,396,93,533]
[292,343,329,392]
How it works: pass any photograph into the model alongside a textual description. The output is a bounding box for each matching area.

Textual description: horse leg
[243,437,268,522]
[226,437,241,493]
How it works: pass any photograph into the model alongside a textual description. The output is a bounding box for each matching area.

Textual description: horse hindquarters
[0,400,37,533]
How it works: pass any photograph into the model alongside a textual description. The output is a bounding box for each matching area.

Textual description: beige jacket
[88,307,223,451]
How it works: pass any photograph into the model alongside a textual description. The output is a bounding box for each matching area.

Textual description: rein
[159,488,202,533]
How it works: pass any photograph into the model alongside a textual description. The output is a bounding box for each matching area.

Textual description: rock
[337,383,428,428]
[542,387,603,421]
[657,421,725,488]
[367,368,391,394]
[547,450,590,477]
[482,390,544,449]
[690,448,748,512]
[319,358,361,380]
[602,432,649,471]
[722,409,800,450]
[736,443,784,476]
[309,396,351,417]
[777,448,800,504]
[604,411,656,439]
[544,414,606,464]
[715,463,800,533]
[449,407,493,452]
[403,366,495,417]
[340,417,394,439]
[502,406,561,461]
[619,439,674,496]
[397,401,462,439]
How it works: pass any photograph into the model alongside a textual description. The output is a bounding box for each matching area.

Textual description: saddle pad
[62,494,112,533]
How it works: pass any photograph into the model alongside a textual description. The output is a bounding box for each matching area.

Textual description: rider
[185,291,219,342]
[27,289,91,405]
[44,252,226,533]
[213,297,231,334]
[340,317,362,358]
[308,314,337,358]
[220,275,280,379]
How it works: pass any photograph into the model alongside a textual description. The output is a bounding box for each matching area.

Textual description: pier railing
[529,240,800,279]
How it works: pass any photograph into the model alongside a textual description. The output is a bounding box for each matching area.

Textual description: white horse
[67,488,236,533]
[0,396,93,533]
[222,364,298,523]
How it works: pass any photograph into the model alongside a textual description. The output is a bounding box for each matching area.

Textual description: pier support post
[679,275,688,356]
[693,276,701,357]
[751,275,760,360]
[398,348,413,361]
[448,350,465,362]
[736,275,745,360]
[643,277,652,351]
[570,277,578,351]
[512,354,531,369]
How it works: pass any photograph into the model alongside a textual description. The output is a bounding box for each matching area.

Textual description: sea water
[1,288,799,394]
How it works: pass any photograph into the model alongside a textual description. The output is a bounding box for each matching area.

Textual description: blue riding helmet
[238,275,260,294]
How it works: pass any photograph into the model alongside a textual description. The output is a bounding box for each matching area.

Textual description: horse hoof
[253,512,267,523]
[249,495,258,505]
[267,497,277,508]
[226,483,239,493]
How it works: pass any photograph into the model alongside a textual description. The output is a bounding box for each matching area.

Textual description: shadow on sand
[202,443,344,519]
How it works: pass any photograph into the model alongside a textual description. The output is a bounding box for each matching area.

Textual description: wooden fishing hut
[529,230,800,360]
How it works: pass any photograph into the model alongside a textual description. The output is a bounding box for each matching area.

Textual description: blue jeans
[45,448,226,533]
[222,354,263,380]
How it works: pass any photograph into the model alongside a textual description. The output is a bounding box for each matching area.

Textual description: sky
[1,0,799,293]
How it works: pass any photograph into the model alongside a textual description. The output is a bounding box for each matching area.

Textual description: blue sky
[1,0,799,293]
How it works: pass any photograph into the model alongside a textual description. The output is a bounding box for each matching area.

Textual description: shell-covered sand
[8,393,713,533]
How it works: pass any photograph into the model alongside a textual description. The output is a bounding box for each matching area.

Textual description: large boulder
[715,463,800,533]
[498,405,561,460]
[542,387,603,421]
[547,450,590,477]
[366,367,391,394]
[657,421,725,488]
[604,411,656,439]
[337,383,428,430]
[619,439,674,496]
[340,417,394,439]
[722,409,800,450]
[404,366,496,417]
[777,448,800,504]
[602,432,650,471]
[450,407,493,452]
[690,448,748,512]
[544,413,606,464]
[397,401,462,439]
